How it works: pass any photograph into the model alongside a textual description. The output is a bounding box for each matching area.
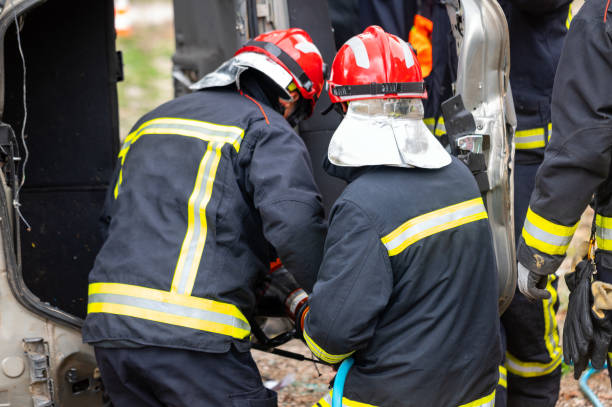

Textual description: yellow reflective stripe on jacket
[422,117,446,137]
[87,282,250,339]
[547,123,552,142]
[596,214,612,251]
[171,141,223,295]
[542,275,562,368]
[381,197,488,256]
[515,127,546,150]
[314,391,378,407]
[458,390,496,407]
[498,365,507,389]
[423,117,435,132]
[522,207,578,256]
[566,2,573,30]
[114,117,244,199]
[435,116,446,137]
[505,351,562,378]
[303,329,354,364]
[113,118,244,296]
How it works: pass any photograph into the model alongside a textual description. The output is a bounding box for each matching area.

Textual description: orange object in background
[115,0,132,37]
[408,14,433,78]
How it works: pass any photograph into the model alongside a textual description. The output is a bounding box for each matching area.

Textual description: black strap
[245,40,314,95]
[331,82,425,98]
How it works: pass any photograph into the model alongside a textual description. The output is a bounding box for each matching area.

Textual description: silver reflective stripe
[89,293,250,331]
[143,122,243,143]
[544,278,561,364]
[175,142,221,294]
[295,40,322,57]
[523,220,573,247]
[346,37,370,69]
[515,134,544,144]
[383,201,485,253]
[506,352,562,375]
[597,225,612,241]
[400,39,415,68]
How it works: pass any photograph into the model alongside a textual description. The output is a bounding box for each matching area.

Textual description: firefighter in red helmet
[297,26,501,406]
[82,28,326,406]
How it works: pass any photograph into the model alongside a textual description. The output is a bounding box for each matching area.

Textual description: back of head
[192,28,325,126]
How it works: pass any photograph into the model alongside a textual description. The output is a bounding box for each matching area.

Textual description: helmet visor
[328,98,452,169]
[191,52,294,98]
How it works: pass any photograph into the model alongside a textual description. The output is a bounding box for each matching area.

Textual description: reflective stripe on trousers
[498,365,507,389]
[506,275,562,378]
[313,389,497,407]
[522,207,578,255]
[87,282,251,339]
[381,197,488,256]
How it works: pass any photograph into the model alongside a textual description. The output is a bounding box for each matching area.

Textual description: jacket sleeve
[247,120,327,292]
[509,0,571,15]
[303,200,393,364]
[517,5,612,274]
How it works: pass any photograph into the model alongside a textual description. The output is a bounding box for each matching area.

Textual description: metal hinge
[23,338,55,407]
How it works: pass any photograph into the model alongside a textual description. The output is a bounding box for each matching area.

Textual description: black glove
[517,262,551,301]
[590,309,612,370]
[265,266,309,331]
[563,260,594,379]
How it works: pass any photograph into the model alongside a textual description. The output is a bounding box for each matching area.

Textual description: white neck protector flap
[328,98,452,169]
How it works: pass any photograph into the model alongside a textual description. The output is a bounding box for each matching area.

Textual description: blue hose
[332,358,354,407]
[579,365,607,407]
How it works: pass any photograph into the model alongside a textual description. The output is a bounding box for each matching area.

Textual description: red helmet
[328,25,427,103]
[236,28,324,116]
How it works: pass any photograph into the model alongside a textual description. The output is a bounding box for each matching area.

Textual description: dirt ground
[253,337,612,407]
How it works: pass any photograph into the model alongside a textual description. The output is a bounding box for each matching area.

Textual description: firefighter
[424,2,572,405]
[298,26,502,406]
[81,28,327,407]
[517,0,612,385]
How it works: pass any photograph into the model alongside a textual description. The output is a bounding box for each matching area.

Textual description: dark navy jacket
[305,158,501,406]
[83,88,326,353]
[518,0,612,281]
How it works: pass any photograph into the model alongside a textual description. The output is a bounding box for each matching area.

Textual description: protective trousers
[94,346,277,407]
[495,163,561,407]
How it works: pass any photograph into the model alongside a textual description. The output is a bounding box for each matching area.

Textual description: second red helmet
[328,25,427,103]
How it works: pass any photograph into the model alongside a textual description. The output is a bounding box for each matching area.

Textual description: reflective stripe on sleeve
[566,2,573,29]
[303,328,355,364]
[458,390,496,407]
[314,391,378,407]
[515,127,545,150]
[498,365,507,389]
[522,207,578,256]
[381,197,487,256]
[596,214,612,251]
[87,282,250,339]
